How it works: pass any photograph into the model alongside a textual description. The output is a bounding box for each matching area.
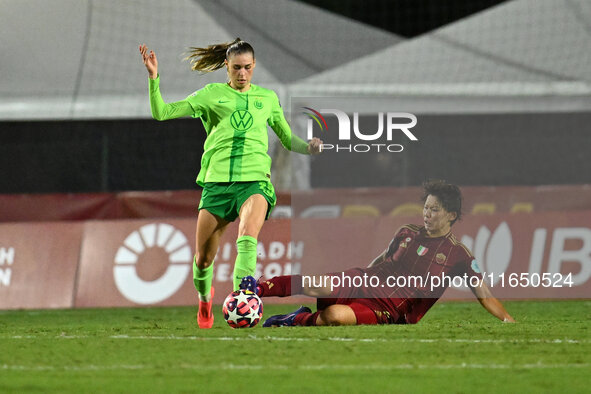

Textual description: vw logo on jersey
[230,110,254,131]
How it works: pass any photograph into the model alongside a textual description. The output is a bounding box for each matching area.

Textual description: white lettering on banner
[462,224,591,288]
[216,241,305,261]
[215,263,230,282]
[0,268,11,286]
[0,247,15,287]
[261,262,301,278]
[282,263,300,275]
[547,228,591,286]
[268,242,285,260]
[113,223,192,304]
[264,263,282,279]
[528,229,547,276]
[254,262,301,280]
[220,243,232,261]
[461,222,512,287]
[287,241,304,260]
[0,247,15,265]
[212,240,304,282]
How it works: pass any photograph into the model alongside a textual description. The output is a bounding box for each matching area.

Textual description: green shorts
[198,180,277,222]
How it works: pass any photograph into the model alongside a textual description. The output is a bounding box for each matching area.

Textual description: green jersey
[149,76,309,186]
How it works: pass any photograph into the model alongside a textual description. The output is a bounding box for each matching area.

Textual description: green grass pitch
[1,300,589,393]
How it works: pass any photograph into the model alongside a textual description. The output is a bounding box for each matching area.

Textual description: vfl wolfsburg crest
[417,245,428,256]
[254,98,263,109]
[230,110,254,131]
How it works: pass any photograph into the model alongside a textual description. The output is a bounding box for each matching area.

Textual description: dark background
[1,112,589,193]
[299,0,508,37]
[0,119,204,193]
[308,112,591,188]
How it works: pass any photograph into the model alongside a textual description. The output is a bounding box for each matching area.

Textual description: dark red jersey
[349,224,482,324]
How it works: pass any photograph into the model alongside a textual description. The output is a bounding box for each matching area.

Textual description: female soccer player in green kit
[139,39,322,328]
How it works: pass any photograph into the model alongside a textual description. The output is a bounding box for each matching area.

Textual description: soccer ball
[222,289,263,328]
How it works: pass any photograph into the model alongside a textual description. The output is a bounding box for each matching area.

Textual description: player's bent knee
[319,305,357,326]
[195,254,214,270]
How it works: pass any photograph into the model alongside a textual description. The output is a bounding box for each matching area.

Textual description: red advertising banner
[1,210,589,310]
[0,222,83,309]
[75,219,198,308]
[75,218,308,308]
[293,212,591,299]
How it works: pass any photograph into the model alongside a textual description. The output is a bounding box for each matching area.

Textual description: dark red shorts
[315,297,377,325]
[316,268,405,325]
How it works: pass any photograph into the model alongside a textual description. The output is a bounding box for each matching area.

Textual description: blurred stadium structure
[1,0,590,192]
[2,0,589,120]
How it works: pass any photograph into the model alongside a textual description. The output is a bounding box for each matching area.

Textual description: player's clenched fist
[307,137,323,155]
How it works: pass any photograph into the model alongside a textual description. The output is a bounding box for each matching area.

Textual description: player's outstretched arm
[271,121,323,155]
[139,44,194,121]
[268,98,323,155]
[470,280,516,323]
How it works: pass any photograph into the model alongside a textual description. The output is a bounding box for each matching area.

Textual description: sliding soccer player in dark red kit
[240,180,515,326]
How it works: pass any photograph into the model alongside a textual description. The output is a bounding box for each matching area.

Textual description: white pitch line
[1,363,589,372]
[1,364,145,371]
[2,334,588,344]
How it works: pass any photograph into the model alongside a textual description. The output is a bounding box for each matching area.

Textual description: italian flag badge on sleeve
[417,245,428,256]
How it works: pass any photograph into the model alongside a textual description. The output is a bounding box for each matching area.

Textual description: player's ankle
[199,293,212,303]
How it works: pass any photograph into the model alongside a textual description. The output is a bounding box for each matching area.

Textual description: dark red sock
[294,311,320,326]
[257,275,302,297]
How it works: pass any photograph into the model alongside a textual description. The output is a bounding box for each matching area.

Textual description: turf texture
[1,300,589,393]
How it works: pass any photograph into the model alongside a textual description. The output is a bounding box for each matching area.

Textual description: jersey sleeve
[454,245,484,282]
[267,92,309,154]
[148,76,195,120]
[385,226,411,259]
[185,86,209,119]
[386,236,401,257]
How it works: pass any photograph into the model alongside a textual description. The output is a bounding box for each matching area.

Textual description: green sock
[193,256,214,300]
[233,235,258,290]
